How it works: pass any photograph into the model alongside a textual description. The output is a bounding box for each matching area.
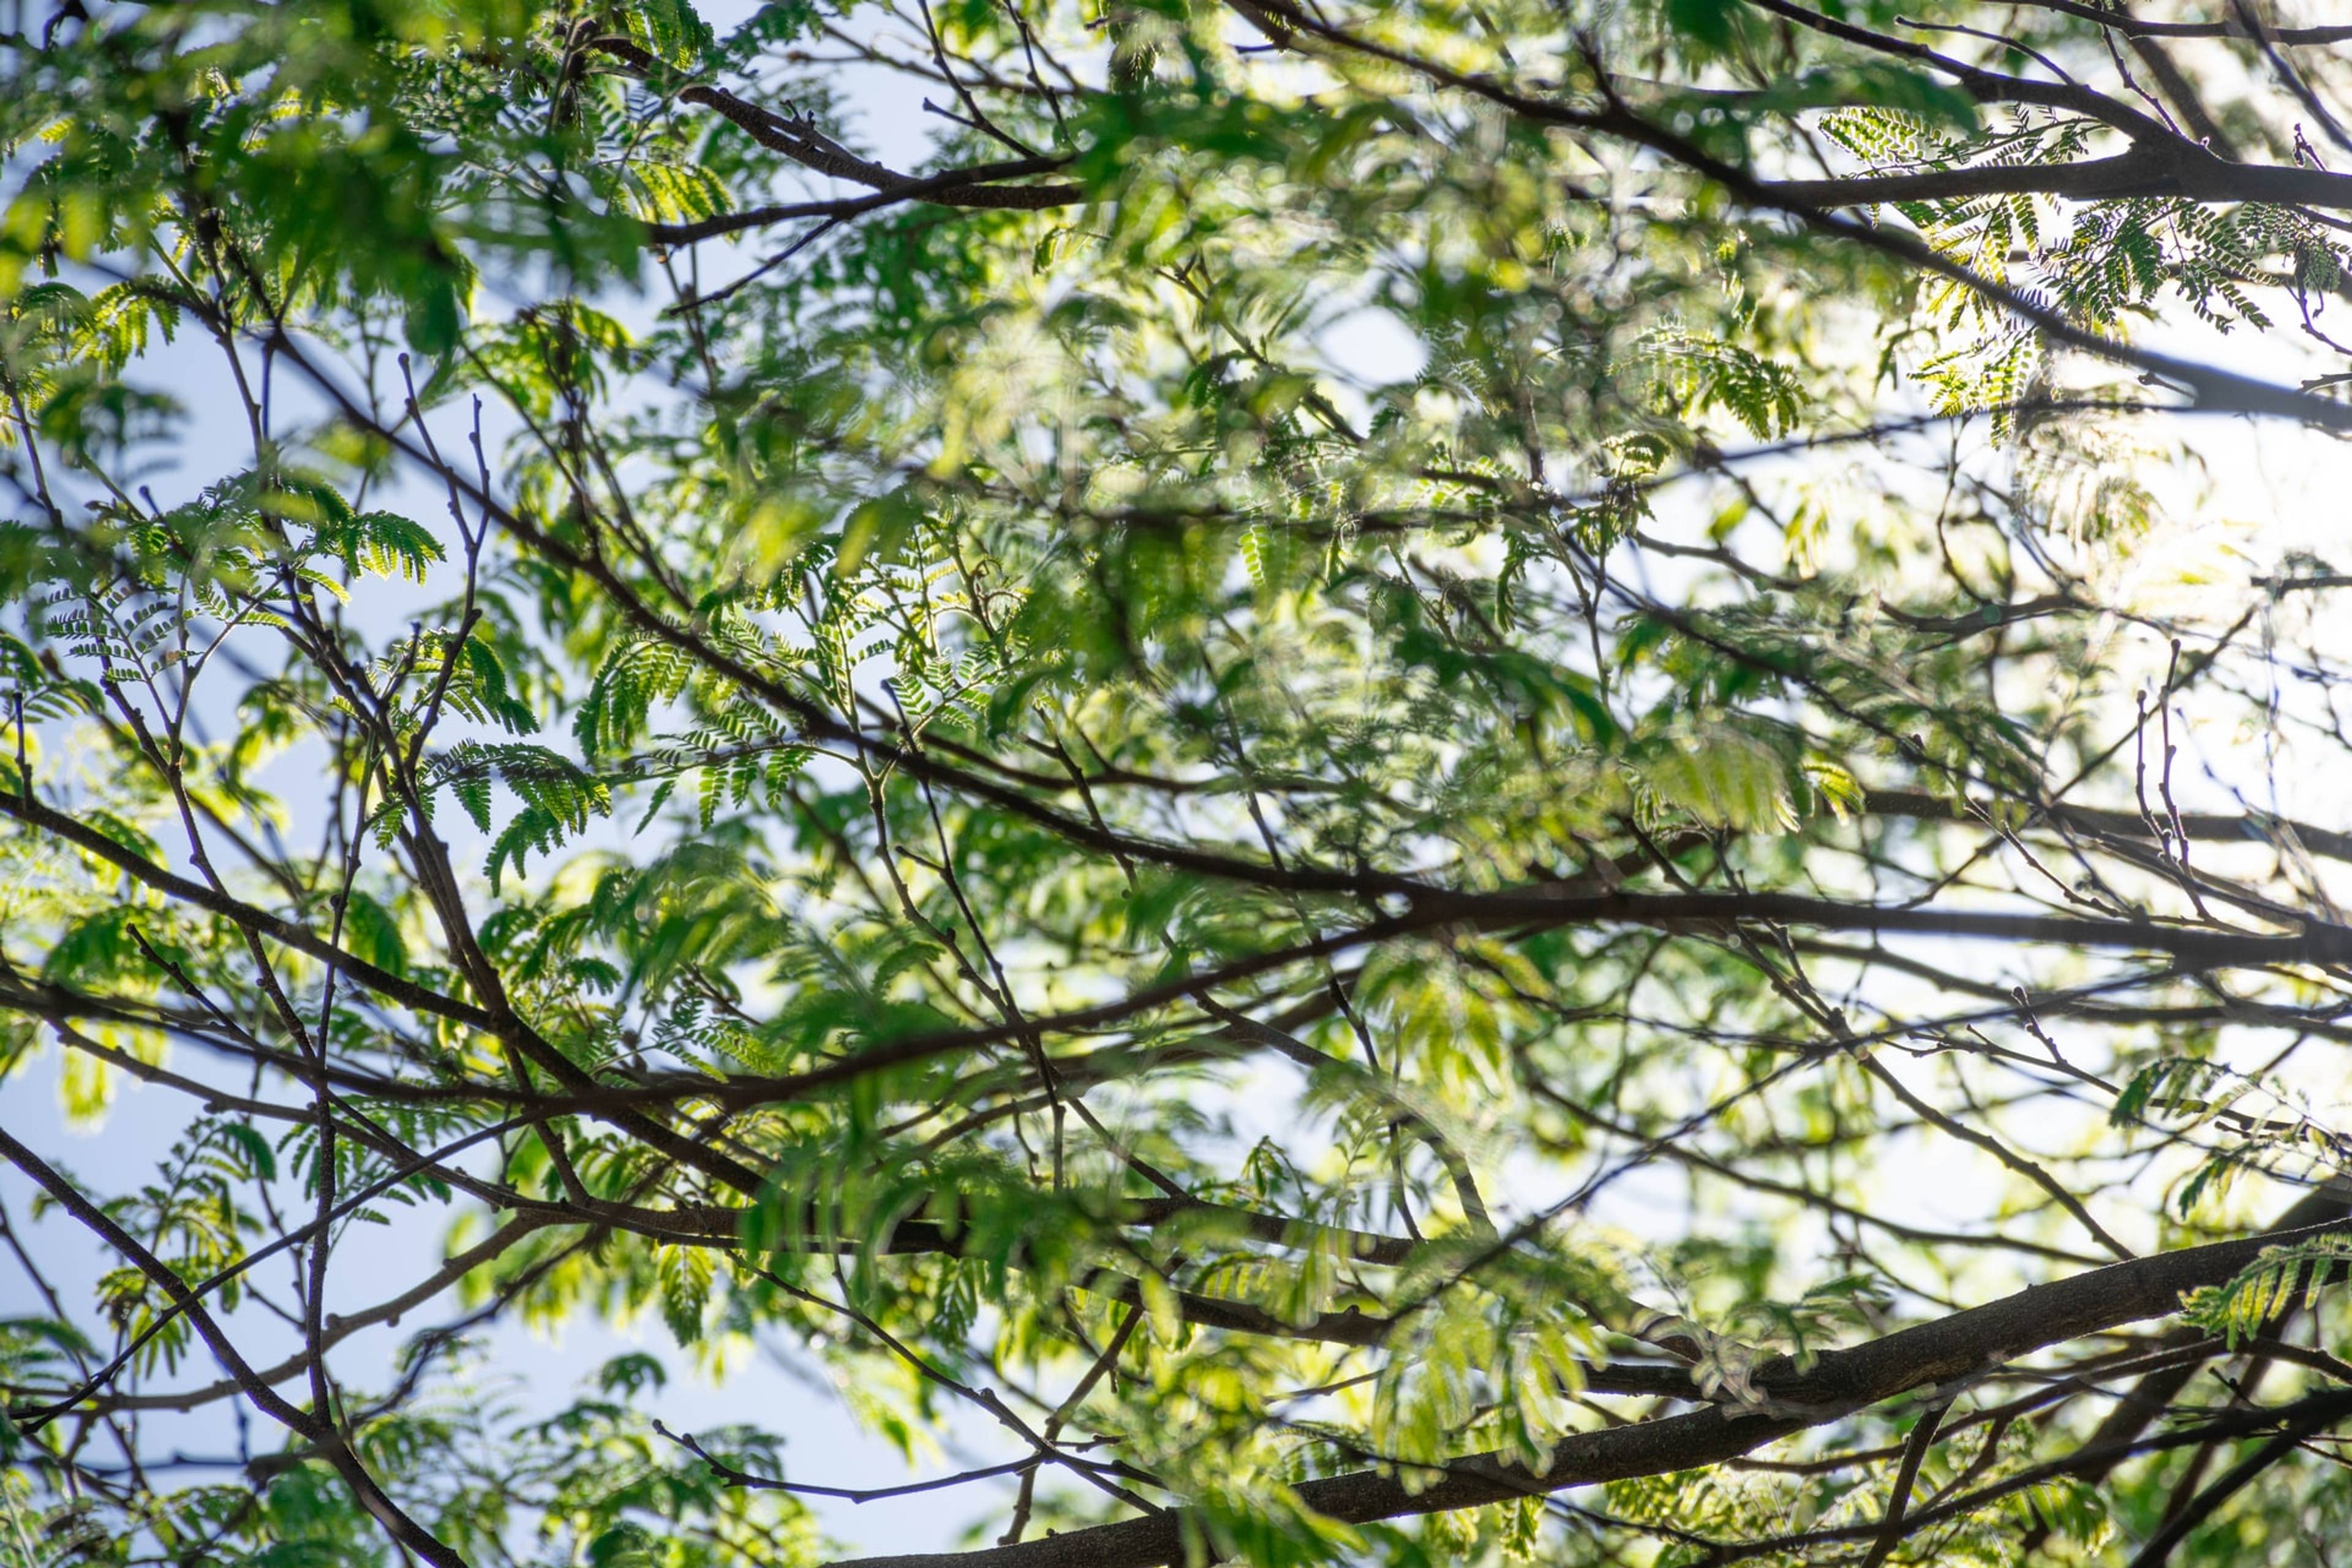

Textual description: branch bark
[0,1125,470,1568]
[826,1211,2352,1568]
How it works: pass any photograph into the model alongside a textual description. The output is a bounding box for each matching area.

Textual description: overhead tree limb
[2002,0,2352,45]
[824,1212,2352,1568]
[1766,142,2352,213]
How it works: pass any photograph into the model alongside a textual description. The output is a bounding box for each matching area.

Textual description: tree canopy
[9,1,2352,1564]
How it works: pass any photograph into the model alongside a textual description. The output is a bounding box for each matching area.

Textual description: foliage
[6,2,2352,1567]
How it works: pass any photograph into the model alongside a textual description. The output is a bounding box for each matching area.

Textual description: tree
[6,0,2352,1562]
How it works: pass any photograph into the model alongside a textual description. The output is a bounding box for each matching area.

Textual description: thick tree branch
[1863,786,2352,865]
[1767,143,2352,213]
[827,1211,2352,1568]
[2008,0,2352,45]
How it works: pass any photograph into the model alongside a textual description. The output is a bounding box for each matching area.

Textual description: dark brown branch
[0,1125,469,1568]
[590,34,1079,233]
[1734,0,2173,139]
[1863,786,2352,867]
[824,1210,2352,1568]
[2007,0,2352,45]
[2125,1400,2346,1567]
[0,788,497,1031]
[1858,1398,1945,1568]
[1767,144,2352,213]
[643,154,1079,246]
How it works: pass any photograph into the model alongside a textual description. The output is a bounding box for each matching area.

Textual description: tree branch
[825,1210,2352,1568]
